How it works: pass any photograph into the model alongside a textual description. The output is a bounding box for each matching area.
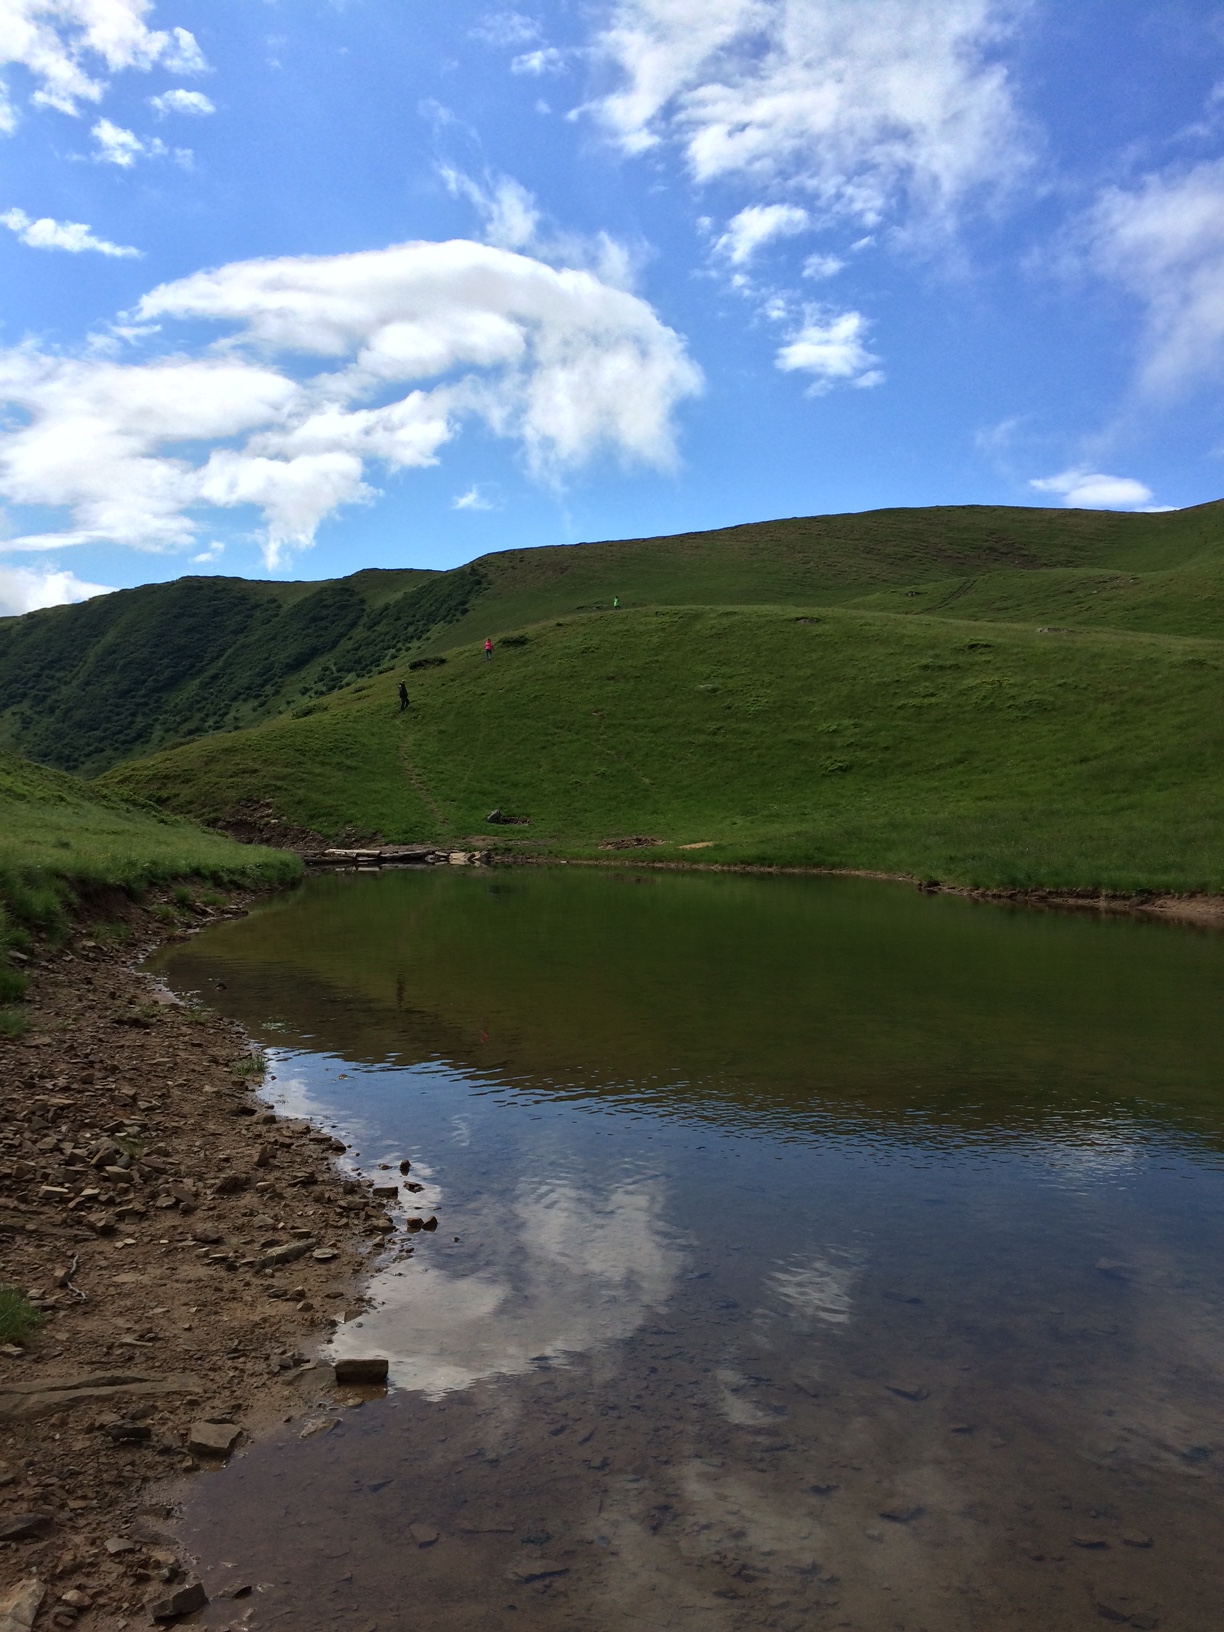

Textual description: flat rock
[0,1370,202,1423]
[334,1357,389,1386]
[880,1505,923,1523]
[0,1579,45,1632]
[103,1537,136,1555]
[0,1513,53,1542]
[409,1524,439,1547]
[148,1581,207,1621]
[261,1239,316,1267]
[885,1384,929,1402]
[188,1421,241,1456]
[508,1559,569,1583]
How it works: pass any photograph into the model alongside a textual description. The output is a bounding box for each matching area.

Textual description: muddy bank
[0,890,395,1630]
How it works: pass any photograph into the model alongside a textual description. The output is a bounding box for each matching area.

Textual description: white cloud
[91,116,186,165]
[802,251,844,279]
[441,166,540,251]
[0,565,114,617]
[452,484,497,510]
[0,238,701,568]
[149,87,214,116]
[775,306,882,391]
[471,10,540,47]
[586,0,1028,229]
[1,205,139,256]
[1030,469,1158,510]
[715,202,809,265]
[511,46,568,74]
[0,2,206,134]
[191,541,224,563]
[1083,159,1224,399]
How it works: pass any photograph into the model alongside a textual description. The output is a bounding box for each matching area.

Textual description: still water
[157,868,1224,1631]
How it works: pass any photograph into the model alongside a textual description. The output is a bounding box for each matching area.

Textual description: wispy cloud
[452,484,499,510]
[715,203,810,266]
[1,207,139,257]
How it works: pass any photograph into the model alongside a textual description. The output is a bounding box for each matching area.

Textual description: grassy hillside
[103,602,1224,893]
[4,500,1221,775]
[0,748,301,1029]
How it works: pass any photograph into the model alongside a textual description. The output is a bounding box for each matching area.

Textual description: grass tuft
[0,1287,43,1346]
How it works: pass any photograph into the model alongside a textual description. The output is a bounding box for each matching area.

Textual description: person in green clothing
[612,596,619,610]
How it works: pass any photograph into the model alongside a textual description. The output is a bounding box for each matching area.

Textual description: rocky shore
[0,889,394,1631]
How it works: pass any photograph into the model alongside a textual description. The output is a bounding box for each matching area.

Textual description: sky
[3,1,1224,613]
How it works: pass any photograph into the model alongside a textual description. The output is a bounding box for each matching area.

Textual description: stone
[188,1420,241,1456]
[0,1512,53,1541]
[334,1356,388,1385]
[312,1248,339,1261]
[213,1174,247,1195]
[422,1216,438,1232]
[59,1591,91,1610]
[1122,1533,1154,1548]
[507,1559,568,1584]
[1095,1606,1130,1624]
[409,1524,439,1547]
[103,1537,136,1555]
[404,1182,424,1193]
[299,1418,337,1440]
[371,1185,398,1199]
[885,1383,929,1402]
[148,1581,207,1620]
[1072,1535,1109,1549]
[0,1579,45,1632]
[191,1227,222,1245]
[879,1505,923,1524]
[399,1160,411,1174]
[261,1239,315,1267]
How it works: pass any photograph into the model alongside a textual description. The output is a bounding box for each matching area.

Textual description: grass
[0,1287,43,1346]
[5,500,1223,775]
[0,748,302,1031]
[102,600,1224,893]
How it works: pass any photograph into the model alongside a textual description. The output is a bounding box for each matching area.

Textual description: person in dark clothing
[398,680,409,711]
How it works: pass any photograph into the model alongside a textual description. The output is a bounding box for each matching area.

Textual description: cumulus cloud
[1030,469,1160,510]
[0,238,701,568]
[775,306,882,391]
[1,206,139,256]
[587,0,1028,228]
[0,565,114,617]
[1083,159,1224,399]
[149,87,214,116]
[0,1,205,134]
[715,202,810,265]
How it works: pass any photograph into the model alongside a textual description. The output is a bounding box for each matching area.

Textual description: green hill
[4,500,1222,775]
[103,598,1224,893]
[0,748,301,1029]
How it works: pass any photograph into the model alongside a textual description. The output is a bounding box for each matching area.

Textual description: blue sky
[3,0,1224,611]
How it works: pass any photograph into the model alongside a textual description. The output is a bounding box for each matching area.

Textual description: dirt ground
[0,890,393,1631]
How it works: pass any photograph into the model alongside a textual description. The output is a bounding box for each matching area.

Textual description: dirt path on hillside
[0,893,401,1632]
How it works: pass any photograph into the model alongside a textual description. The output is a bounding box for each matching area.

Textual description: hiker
[613,596,619,610]
[397,680,409,712]
[484,638,494,661]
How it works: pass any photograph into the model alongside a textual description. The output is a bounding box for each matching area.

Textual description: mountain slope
[101,602,1224,892]
[4,500,1221,775]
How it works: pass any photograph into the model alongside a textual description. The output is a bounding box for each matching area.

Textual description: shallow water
[157,869,1224,1631]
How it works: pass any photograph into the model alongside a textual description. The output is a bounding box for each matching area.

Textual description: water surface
[158,869,1224,1631]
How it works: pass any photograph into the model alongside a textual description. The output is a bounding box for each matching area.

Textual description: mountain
[3,500,1221,777]
[95,501,1224,893]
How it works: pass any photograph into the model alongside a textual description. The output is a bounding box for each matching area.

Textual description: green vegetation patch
[103,604,1224,893]
[0,1286,43,1346]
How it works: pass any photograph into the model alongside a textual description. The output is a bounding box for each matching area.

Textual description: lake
[156,866,1224,1631]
